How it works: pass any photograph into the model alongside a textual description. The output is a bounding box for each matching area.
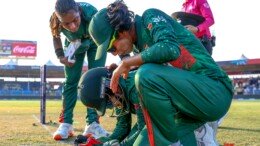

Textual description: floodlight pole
[40,65,47,124]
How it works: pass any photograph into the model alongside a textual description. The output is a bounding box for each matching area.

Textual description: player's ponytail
[49,12,61,38]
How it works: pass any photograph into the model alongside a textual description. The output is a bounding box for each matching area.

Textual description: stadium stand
[232,77,260,95]
[0,80,62,99]
[0,58,259,99]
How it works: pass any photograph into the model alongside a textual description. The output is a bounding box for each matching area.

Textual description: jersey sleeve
[120,105,145,146]
[140,9,181,64]
[108,108,132,141]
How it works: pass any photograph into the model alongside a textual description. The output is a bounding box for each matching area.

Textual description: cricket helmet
[78,67,111,116]
[78,67,128,116]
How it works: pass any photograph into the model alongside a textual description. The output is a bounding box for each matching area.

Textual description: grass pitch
[0,99,259,146]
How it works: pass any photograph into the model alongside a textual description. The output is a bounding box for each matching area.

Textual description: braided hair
[49,0,79,37]
[107,0,135,33]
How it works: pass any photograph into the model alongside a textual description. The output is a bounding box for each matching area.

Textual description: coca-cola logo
[12,42,37,57]
[13,45,36,54]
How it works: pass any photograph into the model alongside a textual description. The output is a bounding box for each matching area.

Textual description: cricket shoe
[195,123,218,146]
[83,121,110,139]
[53,123,74,140]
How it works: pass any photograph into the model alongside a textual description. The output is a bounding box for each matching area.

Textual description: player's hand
[185,25,198,34]
[59,56,75,67]
[110,61,130,93]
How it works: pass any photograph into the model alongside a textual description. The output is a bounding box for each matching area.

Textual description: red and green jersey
[134,8,232,94]
[98,71,145,146]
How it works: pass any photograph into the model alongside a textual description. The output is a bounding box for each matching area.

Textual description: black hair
[49,0,80,37]
[107,0,135,32]
[55,0,79,15]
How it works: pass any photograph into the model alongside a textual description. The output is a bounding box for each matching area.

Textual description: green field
[0,99,259,146]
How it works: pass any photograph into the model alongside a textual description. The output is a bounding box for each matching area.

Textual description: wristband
[55,48,64,58]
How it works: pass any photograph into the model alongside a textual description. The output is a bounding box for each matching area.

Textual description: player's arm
[50,12,64,60]
[50,12,74,67]
[107,108,132,141]
[53,36,76,67]
[53,36,64,58]
[140,9,181,64]
[52,36,73,67]
[94,108,131,145]
[120,105,145,145]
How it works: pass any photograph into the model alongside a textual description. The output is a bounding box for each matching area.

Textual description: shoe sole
[53,131,74,140]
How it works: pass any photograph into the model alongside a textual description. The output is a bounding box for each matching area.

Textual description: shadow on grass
[57,137,75,145]
[219,126,260,133]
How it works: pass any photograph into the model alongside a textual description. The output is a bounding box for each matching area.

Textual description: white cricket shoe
[83,121,110,139]
[53,123,74,140]
[195,123,219,146]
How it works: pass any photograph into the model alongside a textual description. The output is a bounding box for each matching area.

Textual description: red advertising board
[0,39,37,58]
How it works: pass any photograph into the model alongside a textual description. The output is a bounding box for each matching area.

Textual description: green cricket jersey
[98,71,146,146]
[62,2,97,55]
[130,8,234,146]
[56,3,106,125]
[134,8,233,94]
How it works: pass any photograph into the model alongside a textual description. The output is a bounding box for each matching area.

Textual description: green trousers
[134,64,233,146]
[60,44,106,124]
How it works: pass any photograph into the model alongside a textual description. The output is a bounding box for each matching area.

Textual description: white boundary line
[32,114,53,136]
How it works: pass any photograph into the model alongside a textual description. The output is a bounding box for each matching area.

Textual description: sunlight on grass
[0,100,259,145]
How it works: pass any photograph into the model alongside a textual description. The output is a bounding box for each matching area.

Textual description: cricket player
[49,0,108,140]
[77,66,146,146]
[87,0,233,145]
[171,11,221,145]
[77,65,229,146]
